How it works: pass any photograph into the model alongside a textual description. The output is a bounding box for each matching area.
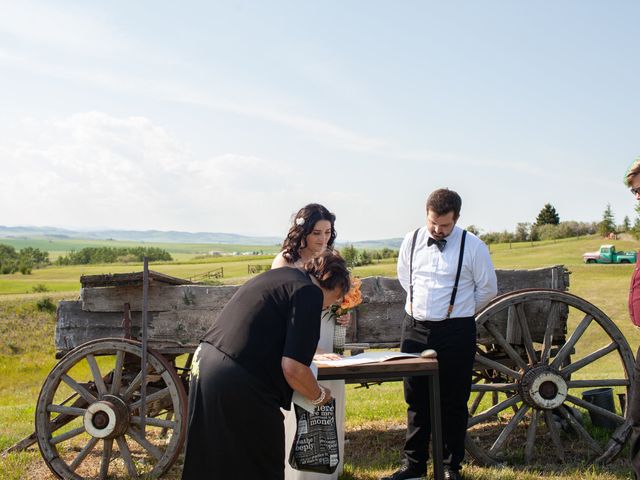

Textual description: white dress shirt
[397,225,497,321]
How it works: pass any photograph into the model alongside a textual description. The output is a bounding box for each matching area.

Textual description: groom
[384,188,497,480]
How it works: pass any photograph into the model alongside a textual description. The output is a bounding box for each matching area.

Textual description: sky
[1,1,639,242]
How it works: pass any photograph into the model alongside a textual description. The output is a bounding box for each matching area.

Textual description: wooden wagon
[32,265,635,478]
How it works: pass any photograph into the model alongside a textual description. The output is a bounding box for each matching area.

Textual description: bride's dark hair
[281,203,337,263]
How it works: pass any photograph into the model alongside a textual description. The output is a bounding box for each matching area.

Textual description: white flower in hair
[295,217,305,226]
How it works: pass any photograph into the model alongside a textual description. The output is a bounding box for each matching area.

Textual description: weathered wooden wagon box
[56,265,570,356]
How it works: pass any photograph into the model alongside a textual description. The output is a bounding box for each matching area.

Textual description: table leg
[429,373,443,480]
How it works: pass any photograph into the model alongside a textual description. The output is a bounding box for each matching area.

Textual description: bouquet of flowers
[331,277,362,354]
[332,276,362,317]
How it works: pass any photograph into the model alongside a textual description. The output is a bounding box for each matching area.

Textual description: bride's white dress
[284,310,346,479]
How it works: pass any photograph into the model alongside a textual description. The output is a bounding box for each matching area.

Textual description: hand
[336,311,351,327]
[314,352,342,361]
[319,385,333,405]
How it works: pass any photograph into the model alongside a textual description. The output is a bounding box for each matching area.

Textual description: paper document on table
[313,351,420,367]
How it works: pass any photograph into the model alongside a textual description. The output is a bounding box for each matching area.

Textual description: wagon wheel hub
[519,365,567,410]
[83,394,130,439]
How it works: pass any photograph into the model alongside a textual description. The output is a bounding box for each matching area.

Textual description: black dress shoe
[380,463,426,480]
[443,465,463,480]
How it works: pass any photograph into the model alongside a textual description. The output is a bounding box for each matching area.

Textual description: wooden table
[317,357,443,480]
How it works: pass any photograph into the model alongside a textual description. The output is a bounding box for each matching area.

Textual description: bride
[272,203,348,480]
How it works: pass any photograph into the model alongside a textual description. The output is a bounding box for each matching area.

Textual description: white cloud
[0,111,324,236]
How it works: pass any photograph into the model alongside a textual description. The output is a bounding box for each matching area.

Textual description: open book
[313,351,420,367]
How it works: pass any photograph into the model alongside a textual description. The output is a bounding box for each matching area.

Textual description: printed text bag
[288,399,339,474]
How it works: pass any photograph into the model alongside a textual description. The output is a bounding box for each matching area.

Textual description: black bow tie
[427,237,447,252]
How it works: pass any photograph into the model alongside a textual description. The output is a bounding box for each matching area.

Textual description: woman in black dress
[181,250,351,480]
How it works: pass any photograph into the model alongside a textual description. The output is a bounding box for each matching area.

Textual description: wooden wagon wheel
[465,289,634,466]
[36,338,188,479]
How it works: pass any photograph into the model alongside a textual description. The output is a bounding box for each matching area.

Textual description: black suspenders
[408,228,420,318]
[409,228,467,320]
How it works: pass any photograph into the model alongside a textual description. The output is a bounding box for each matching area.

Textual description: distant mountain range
[0,225,402,249]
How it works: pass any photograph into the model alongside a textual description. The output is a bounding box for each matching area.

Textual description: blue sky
[1,1,639,241]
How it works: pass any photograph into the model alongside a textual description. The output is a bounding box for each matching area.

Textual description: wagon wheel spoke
[474,352,522,380]
[482,321,529,371]
[515,304,538,364]
[122,370,144,401]
[47,404,87,417]
[561,343,618,377]
[524,409,538,464]
[51,426,85,445]
[468,394,522,427]
[110,349,125,395]
[543,410,564,461]
[469,391,486,416]
[131,415,178,430]
[540,301,561,364]
[127,427,164,460]
[160,411,174,437]
[550,314,593,369]
[69,436,99,471]
[115,435,138,478]
[100,438,113,479]
[86,353,108,396]
[472,383,518,392]
[62,374,97,404]
[489,404,530,455]
[556,406,603,454]
[567,379,630,389]
[130,387,170,412]
[566,394,625,426]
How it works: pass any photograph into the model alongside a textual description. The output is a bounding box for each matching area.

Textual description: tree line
[0,245,50,274]
[56,247,172,265]
[471,202,635,245]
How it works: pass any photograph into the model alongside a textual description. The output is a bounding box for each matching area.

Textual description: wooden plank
[80,270,192,288]
[56,301,225,352]
[81,285,237,312]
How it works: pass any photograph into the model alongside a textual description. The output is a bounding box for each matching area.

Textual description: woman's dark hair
[303,250,351,296]
[281,203,337,263]
[426,188,462,220]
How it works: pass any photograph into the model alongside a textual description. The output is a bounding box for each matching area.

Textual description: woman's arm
[282,356,333,405]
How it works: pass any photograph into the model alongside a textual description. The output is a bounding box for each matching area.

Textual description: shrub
[37,297,57,313]
[31,284,49,293]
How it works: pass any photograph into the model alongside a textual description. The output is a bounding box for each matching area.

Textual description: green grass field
[1,235,638,479]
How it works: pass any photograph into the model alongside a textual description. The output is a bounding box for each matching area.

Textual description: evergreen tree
[622,216,631,232]
[597,203,616,237]
[535,203,560,226]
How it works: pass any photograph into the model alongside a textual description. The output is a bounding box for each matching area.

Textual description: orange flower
[333,276,362,316]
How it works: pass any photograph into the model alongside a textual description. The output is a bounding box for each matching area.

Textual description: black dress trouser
[400,314,476,472]
[630,346,640,479]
